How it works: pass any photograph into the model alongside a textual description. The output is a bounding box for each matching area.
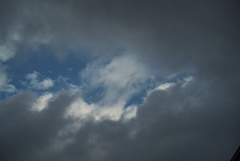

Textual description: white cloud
[32,93,53,111]
[122,105,137,121]
[146,75,194,97]
[0,43,16,62]
[84,54,149,88]
[146,82,175,97]
[0,66,16,93]
[65,97,137,123]
[81,54,151,106]
[0,30,23,62]
[65,98,123,121]
[64,54,194,135]
[0,69,7,87]
[155,82,175,90]
[0,24,53,62]
[57,75,81,94]
[62,54,157,133]
[62,55,195,137]
[25,71,54,90]
[0,84,16,93]
[65,54,153,124]
[66,98,95,120]
[39,79,54,89]
[25,71,38,80]
[182,76,193,88]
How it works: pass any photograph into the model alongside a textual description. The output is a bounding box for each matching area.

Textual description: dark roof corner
[231,146,240,161]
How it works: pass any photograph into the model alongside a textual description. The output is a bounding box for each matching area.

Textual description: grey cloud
[63,79,240,161]
[0,1,240,161]
[0,91,75,161]
[0,64,16,94]
[1,0,239,70]
[0,79,239,161]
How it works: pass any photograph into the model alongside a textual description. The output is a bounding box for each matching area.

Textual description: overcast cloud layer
[0,0,240,161]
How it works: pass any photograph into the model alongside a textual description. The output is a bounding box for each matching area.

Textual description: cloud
[182,76,193,88]
[64,54,155,123]
[0,84,16,93]
[0,43,16,62]
[65,97,135,123]
[81,54,152,105]
[0,91,75,161]
[0,65,16,93]
[0,68,7,88]
[56,76,81,94]
[1,0,238,73]
[154,82,175,90]
[0,0,239,161]
[146,75,193,97]
[25,71,54,90]
[32,93,53,111]
[66,98,122,122]
[122,105,137,121]
[0,78,239,161]
[63,55,153,125]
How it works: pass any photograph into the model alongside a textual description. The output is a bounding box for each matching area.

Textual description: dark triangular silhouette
[231,146,240,161]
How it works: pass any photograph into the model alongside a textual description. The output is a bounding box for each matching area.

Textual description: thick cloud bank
[0,0,240,161]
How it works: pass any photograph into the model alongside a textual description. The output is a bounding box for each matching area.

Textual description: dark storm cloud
[1,0,239,69]
[0,80,239,161]
[0,91,75,161]
[0,0,240,161]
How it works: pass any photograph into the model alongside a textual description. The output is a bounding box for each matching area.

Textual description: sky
[0,0,240,161]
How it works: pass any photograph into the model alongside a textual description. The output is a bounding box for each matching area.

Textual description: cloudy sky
[0,0,240,161]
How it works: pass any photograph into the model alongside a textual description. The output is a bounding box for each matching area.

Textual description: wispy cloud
[0,66,16,93]
[24,71,54,90]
